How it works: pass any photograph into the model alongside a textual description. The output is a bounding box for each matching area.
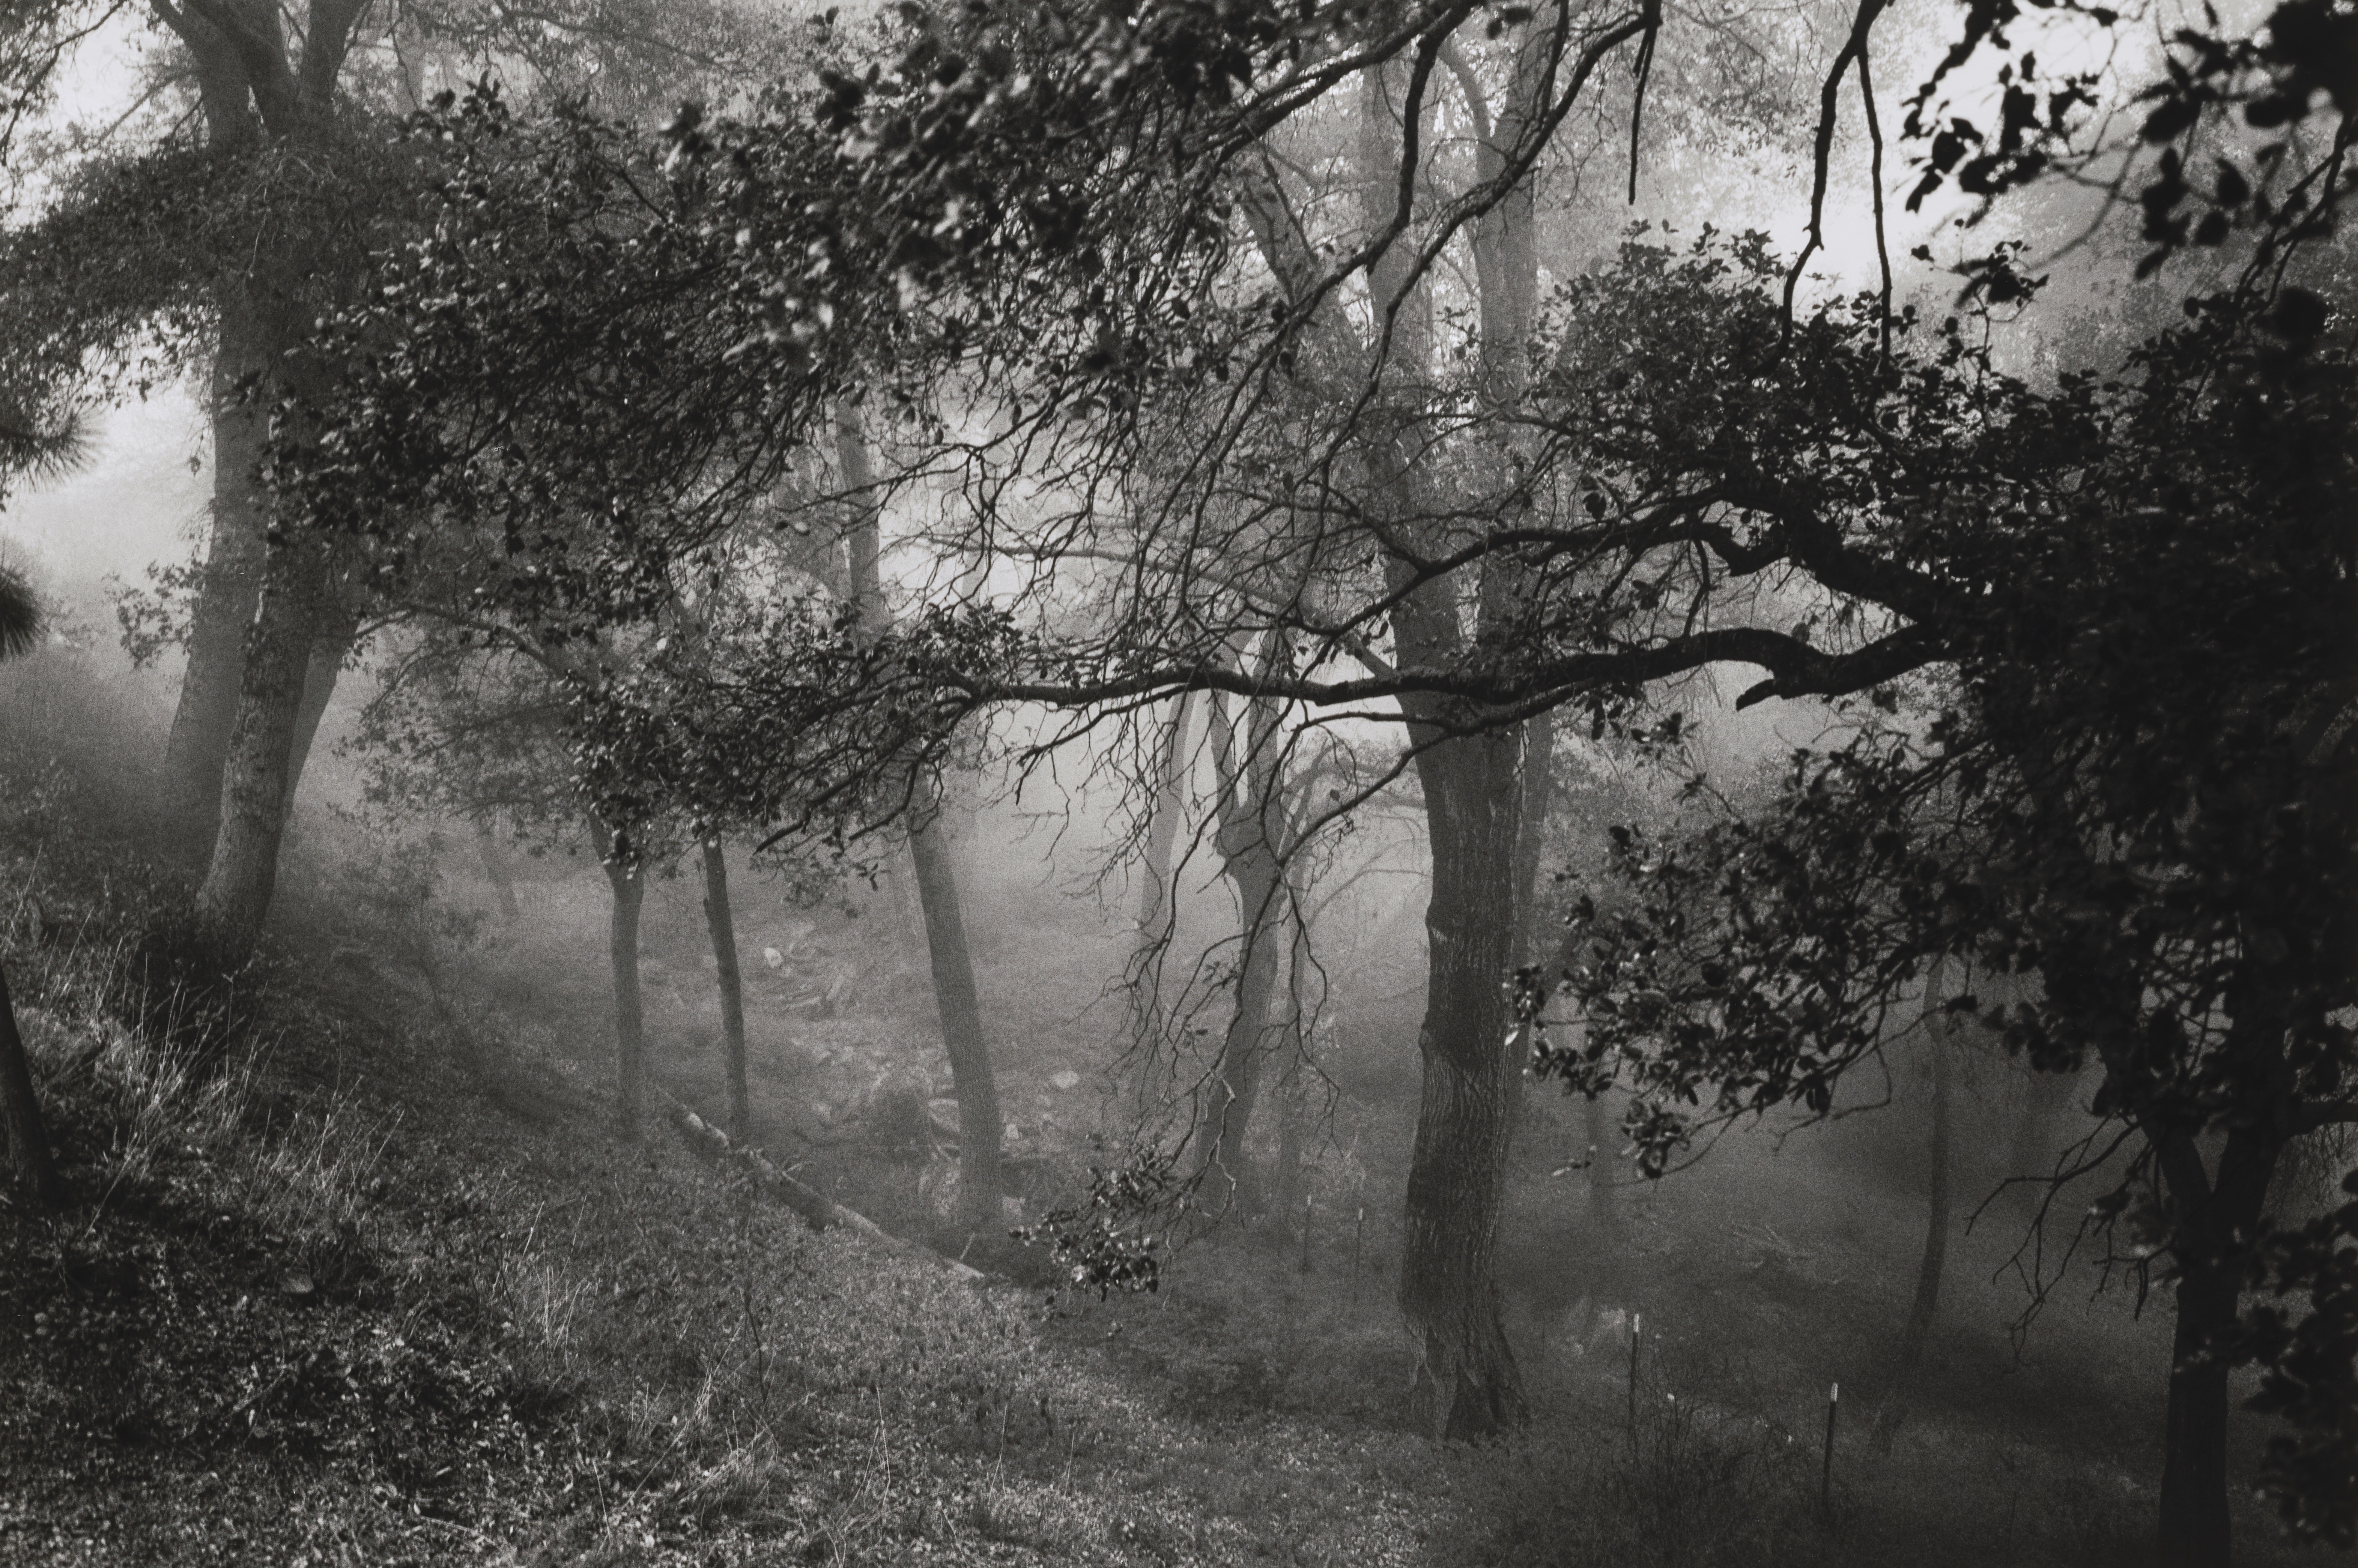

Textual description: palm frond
[0,563,42,660]
[0,405,91,486]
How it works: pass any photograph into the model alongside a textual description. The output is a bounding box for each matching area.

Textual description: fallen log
[657,1087,985,1283]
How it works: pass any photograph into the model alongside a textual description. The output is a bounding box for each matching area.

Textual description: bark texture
[153,1,362,863]
[1362,25,1549,1437]
[283,593,361,805]
[161,315,269,860]
[701,838,751,1144]
[0,962,62,1209]
[1399,726,1529,1439]
[191,543,332,963]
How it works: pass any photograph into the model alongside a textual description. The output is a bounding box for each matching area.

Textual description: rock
[1049,1070,1080,1091]
[763,946,785,969]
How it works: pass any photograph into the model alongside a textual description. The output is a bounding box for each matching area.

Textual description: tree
[836,404,1006,1244]
[1194,646,1302,1218]
[347,614,668,1137]
[1525,226,2353,1562]
[0,0,773,976]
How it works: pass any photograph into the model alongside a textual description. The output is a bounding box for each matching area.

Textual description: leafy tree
[0,0,772,976]
[1522,224,2352,1561]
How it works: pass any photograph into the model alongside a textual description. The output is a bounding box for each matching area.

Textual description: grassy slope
[0,663,2329,1568]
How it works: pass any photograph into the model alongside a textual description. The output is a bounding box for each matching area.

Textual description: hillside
[0,658,2321,1568]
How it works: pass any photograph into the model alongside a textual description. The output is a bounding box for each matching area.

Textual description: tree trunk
[2154,1124,2276,1568]
[191,542,331,964]
[160,304,270,862]
[283,591,361,805]
[1899,957,1955,1368]
[1130,691,1195,1045]
[0,961,62,1209]
[1510,710,1554,965]
[591,818,647,1139]
[837,401,1005,1242]
[1507,710,1554,1140]
[1585,1092,1616,1221]
[1204,850,1285,1217]
[1359,21,1544,1441]
[478,827,520,921]
[1400,726,1528,1439]
[2160,1247,2239,1568]
[701,837,750,1144]
[1269,907,1315,1223]
[1201,680,1292,1219]
[908,810,1003,1239]
[1273,1066,1307,1227]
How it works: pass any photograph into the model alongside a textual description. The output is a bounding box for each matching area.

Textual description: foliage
[0,561,38,658]
[1015,1141,1181,1301]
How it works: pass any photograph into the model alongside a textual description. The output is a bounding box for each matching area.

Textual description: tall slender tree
[837,403,1005,1242]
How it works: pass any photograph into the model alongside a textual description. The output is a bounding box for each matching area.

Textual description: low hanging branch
[657,1086,986,1284]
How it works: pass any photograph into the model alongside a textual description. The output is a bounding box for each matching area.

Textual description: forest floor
[0,793,2333,1567]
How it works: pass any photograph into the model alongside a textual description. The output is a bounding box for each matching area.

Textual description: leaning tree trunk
[591,820,648,1140]
[2154,1122,2277,1568]
[191,542,332,965]
[0,961,62,1209]
[1400,725,1529,1439]
[908,810,1003,1239]
[701,837,750,1144]
[1899,956,1956,1369]
[161,300,271,863]
[282,592,361,806]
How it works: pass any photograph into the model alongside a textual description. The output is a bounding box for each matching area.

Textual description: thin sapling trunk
[592,818,647,1139]
[701,837,751,1144]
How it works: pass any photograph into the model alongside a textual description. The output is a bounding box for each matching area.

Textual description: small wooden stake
[1349,1206,1365,1302]
[1819,1381,1840,1523]
[1299,1188,1314,1274]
